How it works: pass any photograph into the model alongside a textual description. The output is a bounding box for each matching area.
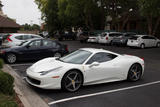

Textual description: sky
[1,0,42,25]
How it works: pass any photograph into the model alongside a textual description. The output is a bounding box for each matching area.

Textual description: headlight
[40,66,62,75]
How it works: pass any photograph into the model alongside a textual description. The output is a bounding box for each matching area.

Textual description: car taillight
[66,46,68,51]
[140,57,144,61]
[106,37,108,40]
[7,35,12,42]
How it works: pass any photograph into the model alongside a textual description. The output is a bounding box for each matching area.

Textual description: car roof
[10,33,40,36]
[80,48,120,56]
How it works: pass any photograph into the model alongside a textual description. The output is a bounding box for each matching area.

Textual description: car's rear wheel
[6,53,17,64]
[54,52,62,58]
[127,63,142,81]
[61,70,83,92]
[156,42,160,48]
[140,43,145,49]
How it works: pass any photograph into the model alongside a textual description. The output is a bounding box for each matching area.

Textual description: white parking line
[10,63,33,67]
[48,80,160,105]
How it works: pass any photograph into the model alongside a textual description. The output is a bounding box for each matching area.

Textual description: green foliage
[21,23,40,31]
[0,72,14,95]
[0,93,18,107]
[0,59,4,69]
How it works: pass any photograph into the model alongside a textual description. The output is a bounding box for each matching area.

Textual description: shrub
[0,101,18,107]
[0,71,14,95]
[0,59,4,69]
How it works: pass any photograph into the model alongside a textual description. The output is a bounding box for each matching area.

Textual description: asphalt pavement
[10,41,160,107]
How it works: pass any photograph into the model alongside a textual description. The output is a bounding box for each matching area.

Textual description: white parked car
[127,35,160,48]
[4,33,43,47]
[26,48,144,92]
[98,32,122,44]
[87,33,100,43]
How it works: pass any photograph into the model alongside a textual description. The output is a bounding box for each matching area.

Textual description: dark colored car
[78,31,90,43]
[112,32,136,46]
[0,38,69,64]
[58,31,76,41]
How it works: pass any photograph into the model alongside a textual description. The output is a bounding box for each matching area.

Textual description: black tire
[61,70,83,92]
[127,63,142,81]
[54,52,62,58]
[140,43,145,49]
[156,42,160,48]
[6,53,17,64]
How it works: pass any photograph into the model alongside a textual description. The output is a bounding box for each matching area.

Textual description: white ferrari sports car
[25,48,144,92]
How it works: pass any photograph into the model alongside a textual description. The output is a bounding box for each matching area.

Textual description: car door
[41,40,59,58]
[148,36,157,47]
[20,40,42,60]
[84,52,121,84]
[141,36,150,47]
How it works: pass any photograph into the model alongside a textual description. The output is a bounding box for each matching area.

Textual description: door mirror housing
[89,62,100,68]
[25,45,30,48]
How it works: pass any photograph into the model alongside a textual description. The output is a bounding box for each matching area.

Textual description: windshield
[59,50,92,64]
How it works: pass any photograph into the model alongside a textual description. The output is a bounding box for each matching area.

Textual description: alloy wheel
[7,54,16,64]
[128,64,142,81]
[63,71,82,92]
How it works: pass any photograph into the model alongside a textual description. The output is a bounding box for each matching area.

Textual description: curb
[3,64,49,107]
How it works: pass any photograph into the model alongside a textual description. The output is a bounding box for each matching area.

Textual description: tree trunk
[121,15,130,31]
[152,17,160,36]
[147,16,153,35]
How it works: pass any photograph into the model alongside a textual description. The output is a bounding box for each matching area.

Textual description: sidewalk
[3,64,49,107]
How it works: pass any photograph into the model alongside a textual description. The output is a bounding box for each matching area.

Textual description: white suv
[4,33,43,47]
[98,32,122,44]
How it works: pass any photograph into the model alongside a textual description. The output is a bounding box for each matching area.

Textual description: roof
[0,15,20,28]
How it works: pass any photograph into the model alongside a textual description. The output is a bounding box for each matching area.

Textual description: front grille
[27,76,41,85]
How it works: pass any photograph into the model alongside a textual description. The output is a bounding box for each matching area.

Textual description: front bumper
[25,69,62,89]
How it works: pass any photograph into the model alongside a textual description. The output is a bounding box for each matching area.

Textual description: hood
[1,45,22,51]
[30,57,65,73]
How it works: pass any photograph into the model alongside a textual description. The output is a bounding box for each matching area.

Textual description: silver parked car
[3,33,43,47]
[127,35,160,48]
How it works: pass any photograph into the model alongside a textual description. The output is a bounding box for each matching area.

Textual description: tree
[138,0,160,35]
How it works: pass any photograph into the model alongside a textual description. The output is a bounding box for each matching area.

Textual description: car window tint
[43,40,53,47]
[86,52,117,64]
[148,36,156,39]
[29,40,41,47]
[15,36,23,40]
[142,36,149,39]
[23,35,31,40]
[109,33,122,37]
[31,35,40,38]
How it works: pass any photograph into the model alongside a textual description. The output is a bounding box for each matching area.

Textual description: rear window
[130,36,138,40]
[109,33,122,37]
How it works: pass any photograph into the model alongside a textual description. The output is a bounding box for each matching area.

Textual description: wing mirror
[25,45,30,48]
[89,62,100,68]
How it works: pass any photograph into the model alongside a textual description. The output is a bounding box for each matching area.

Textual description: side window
[15,36,23,40]
[23,35,31,40]
[28,40,41,47]
[86,52,117,64]
[142,36,149,39]
[31,35,41,38]
[42,40,53,47]
[148,36,156,39]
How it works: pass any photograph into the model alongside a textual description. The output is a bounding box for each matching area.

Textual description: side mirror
[89,62,100,68]
[25,45,30,48]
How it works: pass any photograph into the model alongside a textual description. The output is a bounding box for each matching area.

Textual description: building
[0,1,20,33]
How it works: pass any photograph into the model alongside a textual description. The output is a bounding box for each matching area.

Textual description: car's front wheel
[61,70,83,92]
[6,53,17,64]
[127,63,142,81]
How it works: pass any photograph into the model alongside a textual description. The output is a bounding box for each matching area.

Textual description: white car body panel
[26,48,144,90]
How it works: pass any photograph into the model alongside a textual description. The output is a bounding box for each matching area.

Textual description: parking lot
[10,41,160,107]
